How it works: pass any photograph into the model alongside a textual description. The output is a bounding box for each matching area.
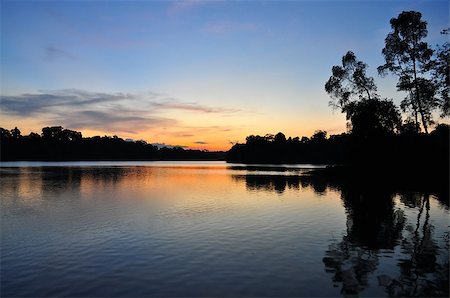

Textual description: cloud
[151,100,240,114]
[44,46,77,62]
[201,21,261,35]
[0,89,237,116]
[167,125,235,138]
[64,110,176,133]
[0,89,132,115]
[193,141,208,144]
[0,89,241,138]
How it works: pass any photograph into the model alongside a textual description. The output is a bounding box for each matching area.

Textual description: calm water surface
[1,162,448,297]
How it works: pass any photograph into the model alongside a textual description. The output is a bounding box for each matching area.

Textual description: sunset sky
[1,0,448,150]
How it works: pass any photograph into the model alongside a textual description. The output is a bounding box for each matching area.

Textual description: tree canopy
[430,29,450,117]
[325,51,378,113]
[325,51,401,137]
[378,11,436,133]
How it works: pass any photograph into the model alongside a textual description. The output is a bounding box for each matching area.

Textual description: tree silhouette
[378,11,435,133]
[430,29,450,117]
[10,127,21,139]
[274,132,286,144]
[346,99,401,137]
[325,51,401,137]
[378,194,449,297]
[311,130,327,142]
[325,51,378,112]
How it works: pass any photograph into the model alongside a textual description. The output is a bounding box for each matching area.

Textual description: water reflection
[1,164,448,297]
[231,172,448,297]
[232,174,333,195]
[1,166,140,205]
[382,194,449,297]
[323,188,405,296]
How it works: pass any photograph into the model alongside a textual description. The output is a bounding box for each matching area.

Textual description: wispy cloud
[193,141,208,144]
[201,21,261,35]
[44,46,78,62]
[0,89,241,138]
[0,89,133,115]
[151,100,240,114]
[0,89,238,116]
[64,110,176,133]
[167,125,234,138]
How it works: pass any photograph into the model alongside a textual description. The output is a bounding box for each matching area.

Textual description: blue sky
[1,0,448,149]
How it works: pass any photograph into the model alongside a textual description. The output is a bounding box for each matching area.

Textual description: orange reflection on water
[0,168,44,205]
[1,164,346,222]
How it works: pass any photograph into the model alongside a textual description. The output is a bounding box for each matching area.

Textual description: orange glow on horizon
[1,109,350,151]
[1,121,348,151]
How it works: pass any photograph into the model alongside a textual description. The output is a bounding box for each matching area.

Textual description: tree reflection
[323,188,405,296]
[232,171,449,297]
[379,194,449,297]
[231,172,334,195]
[323,182,448,297]
[0,166,145,206]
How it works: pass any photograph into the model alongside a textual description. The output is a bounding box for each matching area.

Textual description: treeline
[226,125,449,171]
[0,126,225,161]
[227,130,343,164]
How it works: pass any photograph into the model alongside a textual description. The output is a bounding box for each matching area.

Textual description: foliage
[325,51,402,137]
[325,51,378,112]
[346,99,401,137]
[430,31,450,117]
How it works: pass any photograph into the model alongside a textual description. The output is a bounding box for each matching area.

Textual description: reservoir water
[1,162,448,297]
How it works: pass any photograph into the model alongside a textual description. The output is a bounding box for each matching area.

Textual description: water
[1,162,448,297]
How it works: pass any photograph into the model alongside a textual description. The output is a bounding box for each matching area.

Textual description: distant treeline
[226,125,449,172]
[0,126,225,161]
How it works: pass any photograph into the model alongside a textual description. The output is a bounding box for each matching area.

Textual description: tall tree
[378,11,435,133]
[430,29,450,117]
[325,51,378,113]
[325,51,401,136]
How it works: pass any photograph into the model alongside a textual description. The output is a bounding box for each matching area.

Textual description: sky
[0,0,448,150]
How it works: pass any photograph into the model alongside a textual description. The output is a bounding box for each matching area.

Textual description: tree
[325,51,378,113]
[325,51,401,137]
[378,11,435,133]
[60,129,82,142]
[0,128,11,139]
[42,126,63,139]
[274,132,286,143]
[430,29,449,117]
[398,78,437,127]
[311,130,327,142]
[27,132,41,139]
[11,127,21,139]
[346,99,401,137]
